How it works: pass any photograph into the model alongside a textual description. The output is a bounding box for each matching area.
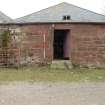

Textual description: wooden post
[43,33,46,59]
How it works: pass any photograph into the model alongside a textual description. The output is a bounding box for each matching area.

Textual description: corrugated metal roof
[0,11,12,23]
[15,2,105,23]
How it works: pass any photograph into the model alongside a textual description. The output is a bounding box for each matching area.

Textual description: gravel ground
[0,82,105,105]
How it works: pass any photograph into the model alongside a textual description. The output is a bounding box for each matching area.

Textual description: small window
[63,16,67,20]
[62,15,71,20]
[67,16,71,20]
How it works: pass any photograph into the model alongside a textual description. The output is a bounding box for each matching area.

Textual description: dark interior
[53,29,70,60]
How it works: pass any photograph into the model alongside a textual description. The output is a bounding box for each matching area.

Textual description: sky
[0,0,105,19]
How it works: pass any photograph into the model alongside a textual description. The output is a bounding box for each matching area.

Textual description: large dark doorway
[53,29,70,60]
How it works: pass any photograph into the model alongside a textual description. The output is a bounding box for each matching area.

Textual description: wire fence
[0,48,20,68]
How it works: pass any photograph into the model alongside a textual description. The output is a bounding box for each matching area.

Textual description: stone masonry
[0,23,105,68]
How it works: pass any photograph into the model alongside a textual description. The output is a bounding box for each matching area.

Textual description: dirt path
[0,82,105,105]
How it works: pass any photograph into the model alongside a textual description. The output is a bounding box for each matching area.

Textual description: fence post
[43,33,46,59]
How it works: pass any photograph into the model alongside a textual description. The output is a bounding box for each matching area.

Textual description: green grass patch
[0,67,105,82]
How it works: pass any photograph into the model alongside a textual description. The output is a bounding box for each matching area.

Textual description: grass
[0,67,105,82]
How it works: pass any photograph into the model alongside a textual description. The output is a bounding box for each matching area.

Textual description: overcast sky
[0,0,105,19]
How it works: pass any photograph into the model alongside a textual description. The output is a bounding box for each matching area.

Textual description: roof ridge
[64,2,105,17]
[15,2,105,20]
[0,11,12,20]
[15,2,65,20]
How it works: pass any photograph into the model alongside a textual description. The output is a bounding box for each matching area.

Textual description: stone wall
[0,24,53,66]
[54,23,105,68]
[0,25,21,67]
[20,24,53,65]
[70,24,105,68]
[0,23,105,68]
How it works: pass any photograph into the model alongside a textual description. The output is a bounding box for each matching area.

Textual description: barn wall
[0,23,105,67]
[51,23,105,67]
[0,24,54,66]
[70,24,105,67]
[20,24,53,65]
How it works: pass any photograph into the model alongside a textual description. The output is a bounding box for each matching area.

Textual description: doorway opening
[53,29,70,60]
